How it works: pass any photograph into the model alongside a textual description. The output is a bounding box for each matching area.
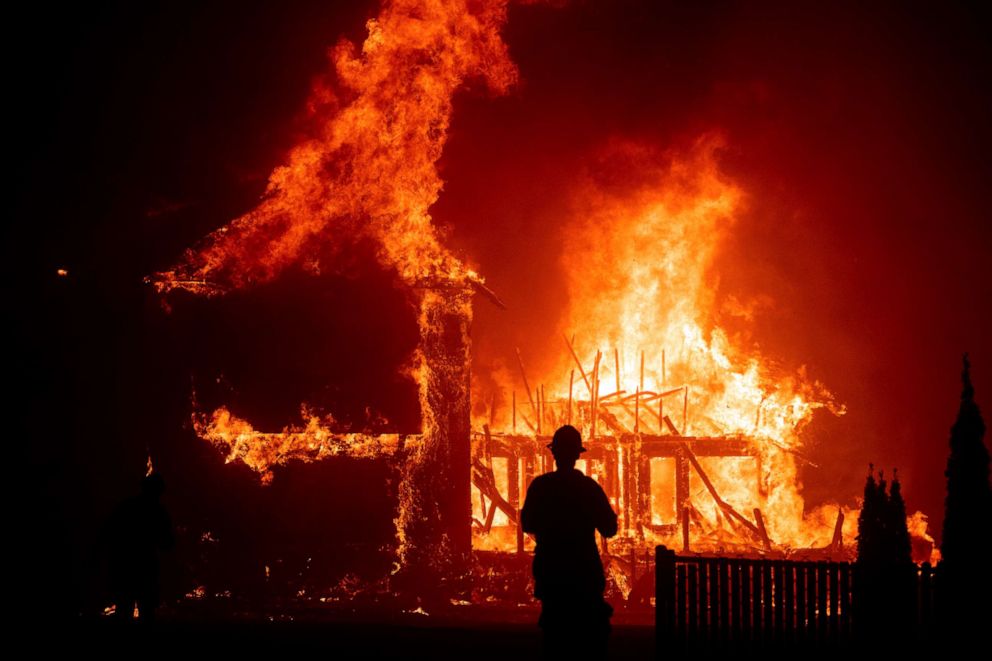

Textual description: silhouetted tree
[884,471,916,634]
[856,466,882,566]
[855,465,915,645]
[939,354,992,636]
[886,472,913,569]
[941,354,991,566]
[875,470,888,559]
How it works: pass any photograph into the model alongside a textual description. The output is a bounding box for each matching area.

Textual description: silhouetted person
[106,472,174,623]
[521,425,618,658]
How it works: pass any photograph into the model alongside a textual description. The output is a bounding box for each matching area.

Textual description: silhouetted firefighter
[855,465,914,645]
[105,472,174,623]
[939,354,992,639]
[521,425,618,659]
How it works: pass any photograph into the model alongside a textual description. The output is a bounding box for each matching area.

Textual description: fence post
[731,559,742,644]
[762,560,773,645]
[795,562,807,641]
[656,545,676,654]
[774,560,785,641]
[817,561,828,640]
[829,562,840,640]
[741,560,752,646]
[752,559,764,642]
[688,562,699,643]
[784,562,795,644]
[719,558,730,644]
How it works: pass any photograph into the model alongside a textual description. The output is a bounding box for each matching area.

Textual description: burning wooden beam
[598,410,630,436]
[591,350,601,438]
[831,508,845,552]
[678,441,764,542]
[515,347,539,421]
[535,387,541,434]
[482,490,498,532]
[567,370,574,425]
[682,506,690,552]
[617,400,640,434]
[540,384,547,434]
[564,334,594,396]
[469,278,507,310]
[683,386,689,435]
[398,286,474,575]
[753,507,772,551]
[614,348,621,393]
[512,391,516,434]
[518,413,537,434]
[634,387,640,434]
[482,424,494,465]
[471,457,517,524]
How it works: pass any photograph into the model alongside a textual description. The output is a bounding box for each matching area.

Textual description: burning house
[17,0,992,639]
[142,0,940,604]
[466,139,855,566]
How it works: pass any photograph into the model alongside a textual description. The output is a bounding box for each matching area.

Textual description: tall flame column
[395,284,472,589]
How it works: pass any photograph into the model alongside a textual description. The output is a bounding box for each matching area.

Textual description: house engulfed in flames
[160,269,858,594]
[470,346,838,561]
[147,0,936,600]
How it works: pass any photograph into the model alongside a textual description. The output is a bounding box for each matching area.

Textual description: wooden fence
[654,546,938,652]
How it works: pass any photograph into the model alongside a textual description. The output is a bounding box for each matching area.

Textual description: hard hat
[547,424,587,454]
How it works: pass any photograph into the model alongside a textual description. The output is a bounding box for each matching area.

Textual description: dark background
[8,0,990,616]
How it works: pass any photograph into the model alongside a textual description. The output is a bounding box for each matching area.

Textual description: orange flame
[555,136,837,441]
[151,1,519,576]
[146,0,935,566]
[472,138,858,554]
[155,0,521,461]
[194,405,408,484]
[150,0,518,295]
[472,137,934,557]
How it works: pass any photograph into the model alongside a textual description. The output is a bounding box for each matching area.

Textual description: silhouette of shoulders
[522,469,617,537]
[528,467,601,491]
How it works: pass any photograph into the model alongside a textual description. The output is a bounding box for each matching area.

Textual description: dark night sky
[8,0,991,612]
